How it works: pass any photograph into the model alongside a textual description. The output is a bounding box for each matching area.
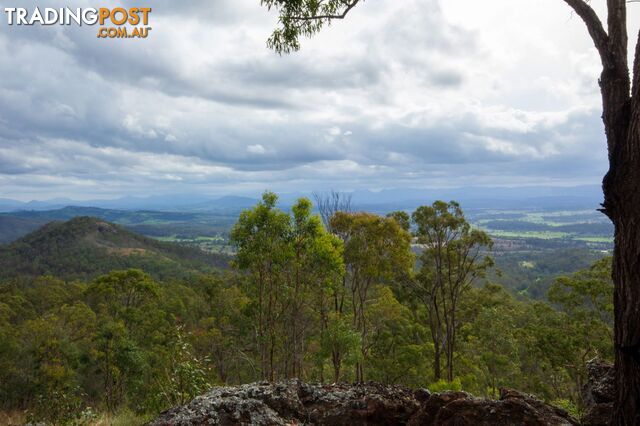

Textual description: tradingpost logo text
[2,7,152,39]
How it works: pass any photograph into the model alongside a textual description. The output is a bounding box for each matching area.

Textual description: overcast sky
[0,0,639,201]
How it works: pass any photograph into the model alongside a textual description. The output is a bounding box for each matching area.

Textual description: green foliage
[429,378,463,393]
[87,269,159,325]
[152,326,212,410]
[459,284,521,397]
[95,408,151,426]
[0,195,614,421]
[230,192,345,380]
[548,257,613,327]
[319,312,361,374]
[551,398,582,419]
[27,386,97,426]
[331,211,413,382]
[546,256,613,364]
[411,201,493,382]
[386,211,411,232]
[261,0,361,54]
[490,248,606,299]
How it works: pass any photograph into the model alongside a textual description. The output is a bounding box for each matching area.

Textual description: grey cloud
[429,71,464,87]
[5,0,474,102]
[0,0,617,199]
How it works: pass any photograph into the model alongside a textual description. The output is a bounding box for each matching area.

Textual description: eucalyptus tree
[288,197,344,379]
[412,201,493,381]
[230,192,292,380]
[260,1,640,421]
[330,211,413,382]
[86,269,160,412]
[230,192,344,380]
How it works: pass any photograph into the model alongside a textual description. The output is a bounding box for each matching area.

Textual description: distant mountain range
[0,185,607,245]
[0,195,259,213]
[0,217,229,281]
[0,185,604,213]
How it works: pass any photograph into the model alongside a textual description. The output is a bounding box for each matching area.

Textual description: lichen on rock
[150,380,579,426]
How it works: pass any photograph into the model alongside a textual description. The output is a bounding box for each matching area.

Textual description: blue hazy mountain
[0,185,603,213]
[0,195,252,212]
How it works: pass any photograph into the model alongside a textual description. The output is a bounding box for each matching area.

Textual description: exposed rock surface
[150,381,579,426]
[408,388,578,426]
[582,359,615,426]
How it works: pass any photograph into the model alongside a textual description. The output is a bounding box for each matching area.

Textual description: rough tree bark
[563,0,640,423]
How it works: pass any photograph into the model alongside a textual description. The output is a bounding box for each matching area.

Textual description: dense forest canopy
[0,194,613,424]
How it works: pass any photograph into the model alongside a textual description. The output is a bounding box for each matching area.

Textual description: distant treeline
[492,248,606,299]
[483,220,613,235]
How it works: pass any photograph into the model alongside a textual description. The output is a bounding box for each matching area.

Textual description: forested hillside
[0,217,229,281]
[0,195,613,425]
[491,248,606,299]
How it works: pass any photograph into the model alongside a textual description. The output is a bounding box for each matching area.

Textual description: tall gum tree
[260,0,640,422]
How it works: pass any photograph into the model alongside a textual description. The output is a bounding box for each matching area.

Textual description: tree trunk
[563,0,639,421]
[332,348,342,382]
[598,17,640,420]
[607,82,640,425]
[433,339,441,381]
[446,336,454,382]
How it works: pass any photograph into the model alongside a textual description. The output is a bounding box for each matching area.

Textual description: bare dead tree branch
[290,0,361,21]
[313,190,353,232]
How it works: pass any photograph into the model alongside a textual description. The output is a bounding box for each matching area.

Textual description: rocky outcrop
[150,381,420,425]
[582,359,615,426]
[150,381,579,426]
[408,388,578,425]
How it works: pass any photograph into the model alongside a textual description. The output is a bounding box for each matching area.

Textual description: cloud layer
[1,0,638,200]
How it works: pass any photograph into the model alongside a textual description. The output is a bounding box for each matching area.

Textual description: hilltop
[0,216,229,281]
[0,206,236,243]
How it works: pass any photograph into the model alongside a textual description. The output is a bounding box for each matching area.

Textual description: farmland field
[466,208,613,250]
